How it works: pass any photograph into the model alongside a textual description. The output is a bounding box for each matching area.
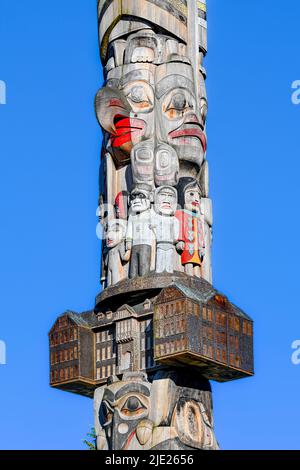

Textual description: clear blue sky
[0,0,299,450]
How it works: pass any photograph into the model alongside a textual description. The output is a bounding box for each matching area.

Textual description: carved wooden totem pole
[49,0,254,451]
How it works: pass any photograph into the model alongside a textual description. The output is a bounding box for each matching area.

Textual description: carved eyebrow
[103,383,150,404]
[115,383,151,400]
[120,71,155,88]
[155,75,195,99]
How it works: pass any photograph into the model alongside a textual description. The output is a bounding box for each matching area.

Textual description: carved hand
[126,240,133,252]
[123,250,131,262]
[176,241,185,253]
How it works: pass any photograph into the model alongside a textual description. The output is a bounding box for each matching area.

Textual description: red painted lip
[169,127,207,152]
[111,115,146,148]
[192,202,200,206]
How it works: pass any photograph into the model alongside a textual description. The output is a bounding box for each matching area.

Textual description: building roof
[156,282,253,321]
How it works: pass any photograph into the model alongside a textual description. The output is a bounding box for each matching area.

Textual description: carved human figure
[94,370,219,450]
[151,186,179,273]
[175,178,205,277]
[126,185,155,279]
[105,219,130,286]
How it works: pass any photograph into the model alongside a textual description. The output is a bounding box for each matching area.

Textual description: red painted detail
[111,115,146,148]
[169,127,207,152]
[108,98,126,108]
[123,430,136,450]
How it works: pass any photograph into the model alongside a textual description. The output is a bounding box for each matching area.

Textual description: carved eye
[170,93,186,111]
[125,85,153,110]
[121,396,146,416]
[165,92,193,118]
[127,86,148,103]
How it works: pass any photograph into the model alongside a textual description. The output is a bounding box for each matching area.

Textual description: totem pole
[49,1,254,451]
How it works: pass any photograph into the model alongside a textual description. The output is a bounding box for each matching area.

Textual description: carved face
[95,67,155,166]
[184,184,202,214]
[95,372,219,450]
[129,188,151,214]
[156,63,206,170]
[98,378,151,450]
[154,186,177,216]
[106,220,126,248]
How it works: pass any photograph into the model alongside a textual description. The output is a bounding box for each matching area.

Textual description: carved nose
[183,113,201,126]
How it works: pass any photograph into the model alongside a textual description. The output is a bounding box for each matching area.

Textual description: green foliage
[83,427,97,451]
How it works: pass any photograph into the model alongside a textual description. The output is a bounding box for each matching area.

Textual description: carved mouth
[168,125,207,152]
[111,115,146,148]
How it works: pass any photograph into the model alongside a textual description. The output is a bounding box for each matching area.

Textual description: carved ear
[172,398,206,450]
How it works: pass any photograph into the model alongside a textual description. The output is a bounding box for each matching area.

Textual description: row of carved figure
[100,177,212,287]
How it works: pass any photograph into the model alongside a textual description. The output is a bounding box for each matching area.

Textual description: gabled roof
[66,311,91,328]
[115,304,137,320]
[49,310,95,334]
[155,282,253,321]
[174,282,216,304]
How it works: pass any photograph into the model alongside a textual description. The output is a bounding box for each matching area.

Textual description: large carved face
[95,66,155,166]
[156,62,207,170]
[97,375,151,450]
[95,371,219,450]
[154,186,177,216]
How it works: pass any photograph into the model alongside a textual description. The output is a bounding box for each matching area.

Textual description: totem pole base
[94,368,219,450]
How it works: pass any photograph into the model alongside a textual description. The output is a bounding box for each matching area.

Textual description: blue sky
[0,0,299,450]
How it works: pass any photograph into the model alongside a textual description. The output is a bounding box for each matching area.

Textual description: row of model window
[51,365,79,383]
[158,301,187,317]
[50,346,78,364]
[155,319,186,338]
[50,328,78,346]
[96,344,115,362]
[203,344,240,367]
[95,319,152,345]
[155,338,186,357]
[214,349,240,366]
[96,330,113,344]
[96,363,116,380]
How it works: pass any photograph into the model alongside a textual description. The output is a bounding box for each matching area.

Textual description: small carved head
[105,219,126,248]
[154,186,177,216]
[129,185,152,214]
[177,178,202,214]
